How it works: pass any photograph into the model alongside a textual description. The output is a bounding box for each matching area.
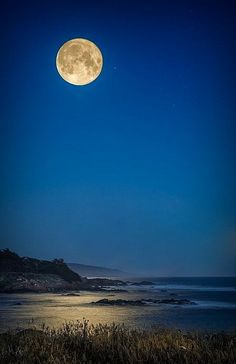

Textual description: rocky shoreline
[0,271,160,293]
[0,272,127,293]
[0,249,128,293]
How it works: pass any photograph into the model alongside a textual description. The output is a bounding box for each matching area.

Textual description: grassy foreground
[0,320,235,364]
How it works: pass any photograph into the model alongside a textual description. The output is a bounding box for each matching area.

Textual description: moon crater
[56,38,103,85]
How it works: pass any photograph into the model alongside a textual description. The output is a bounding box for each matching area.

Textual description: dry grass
[0,320,235,363]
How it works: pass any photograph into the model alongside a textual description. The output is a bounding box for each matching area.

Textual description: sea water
[0,277,235,332]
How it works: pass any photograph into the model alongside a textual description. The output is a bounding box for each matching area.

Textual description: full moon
[56,38,103,86]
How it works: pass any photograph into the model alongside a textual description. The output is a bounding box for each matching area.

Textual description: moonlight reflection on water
[1,285,236,332]
[0,291,154,331]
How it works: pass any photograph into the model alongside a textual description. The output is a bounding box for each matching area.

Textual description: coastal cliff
[0,249,125,293]
[0,249,82,293]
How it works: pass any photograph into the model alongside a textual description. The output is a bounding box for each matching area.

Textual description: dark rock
[0,272,82,294]
[91,298,146,306]
[91,298,196,306]
[158,298,195,305]
[85,278,125,286]
[131,281,154,286]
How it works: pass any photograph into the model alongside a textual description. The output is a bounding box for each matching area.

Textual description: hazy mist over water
[1,277,235,332]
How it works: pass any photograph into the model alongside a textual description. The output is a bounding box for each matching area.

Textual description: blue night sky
[1,0,235,275]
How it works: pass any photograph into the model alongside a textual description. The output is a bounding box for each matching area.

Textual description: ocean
[0,277,235,332]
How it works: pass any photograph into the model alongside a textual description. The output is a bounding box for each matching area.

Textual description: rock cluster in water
[91,298,196,306]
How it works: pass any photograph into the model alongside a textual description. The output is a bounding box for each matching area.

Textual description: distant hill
[0,249,81,283]
[68,263,127,278]
[0,249,127,293]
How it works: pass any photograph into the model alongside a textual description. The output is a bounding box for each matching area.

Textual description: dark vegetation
[0,249,125,292]
[0,249,81,282]
[0,320,235,364]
